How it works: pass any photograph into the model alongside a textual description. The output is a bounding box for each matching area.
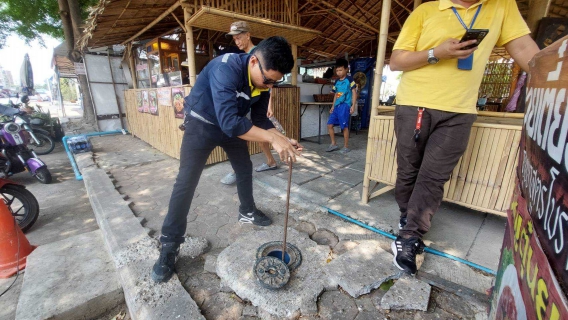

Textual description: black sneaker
[399,217,407,230]
[151,242,180,283]
[391,236,425,275]
[239,208,272,226]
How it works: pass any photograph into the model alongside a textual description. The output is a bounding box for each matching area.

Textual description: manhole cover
[254,256,290,290]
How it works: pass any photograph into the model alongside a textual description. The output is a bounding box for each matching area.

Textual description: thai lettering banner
[518,35,568,295]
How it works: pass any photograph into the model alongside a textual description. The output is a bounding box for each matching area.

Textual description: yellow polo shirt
[393,0,530,113]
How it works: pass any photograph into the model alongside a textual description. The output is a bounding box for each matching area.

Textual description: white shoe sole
[391,241,405,272]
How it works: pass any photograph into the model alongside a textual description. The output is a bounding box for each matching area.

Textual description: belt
[189,110,214,125]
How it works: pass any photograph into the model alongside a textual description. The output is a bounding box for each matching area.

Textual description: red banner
[491,186,568,319]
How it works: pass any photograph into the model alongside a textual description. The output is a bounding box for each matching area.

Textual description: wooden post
[362,0,391,204]
[128,43,138,89]
[208,30,214,61]
[414,0,422,10]
[291,44,298,86]
[526,0,552,33]
[184,7,197,85]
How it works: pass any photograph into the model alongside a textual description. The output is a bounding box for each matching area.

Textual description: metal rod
[282,157,292,261]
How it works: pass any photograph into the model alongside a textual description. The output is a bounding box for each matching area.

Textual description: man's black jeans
[160,116,255,244]
[394,105,477,239]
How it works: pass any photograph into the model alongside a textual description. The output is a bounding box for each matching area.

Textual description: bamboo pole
[184,7,197,85]
[121,2,181,44]
[414,0,422,9]
[291,44,298,86]
[362,0,391,204]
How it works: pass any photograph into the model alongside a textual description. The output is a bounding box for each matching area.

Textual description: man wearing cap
[152,36,300,283]
[220,21,280,185]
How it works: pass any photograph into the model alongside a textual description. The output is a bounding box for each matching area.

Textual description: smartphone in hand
[459,29,489,50]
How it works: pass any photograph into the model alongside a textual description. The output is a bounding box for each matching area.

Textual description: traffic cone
[0,201,35,278]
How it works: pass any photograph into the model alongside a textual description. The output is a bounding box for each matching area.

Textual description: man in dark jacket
[152,36,300,283]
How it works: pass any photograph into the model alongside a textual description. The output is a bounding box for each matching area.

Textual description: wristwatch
[427,48,439,64]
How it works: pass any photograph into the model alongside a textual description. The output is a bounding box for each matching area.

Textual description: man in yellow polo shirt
[389,0,539,275]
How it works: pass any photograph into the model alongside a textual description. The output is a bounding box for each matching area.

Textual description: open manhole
[256,241,302,271]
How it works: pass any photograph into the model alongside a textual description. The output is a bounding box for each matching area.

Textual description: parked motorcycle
[0,121,52,184]
[0,177,39,232]
[13,112,56,155]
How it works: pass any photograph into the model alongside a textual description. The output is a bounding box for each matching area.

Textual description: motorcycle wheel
[0,184,40,232]
[34,167,52,184]
[29,132,55,155]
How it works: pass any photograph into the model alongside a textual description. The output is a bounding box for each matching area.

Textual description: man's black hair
[254,36,294,74]
[335,58,349,69]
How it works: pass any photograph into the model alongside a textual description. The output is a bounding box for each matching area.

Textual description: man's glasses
[255,55,284,85]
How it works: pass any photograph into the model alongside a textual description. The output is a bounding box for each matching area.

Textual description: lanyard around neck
[451,4,482,30]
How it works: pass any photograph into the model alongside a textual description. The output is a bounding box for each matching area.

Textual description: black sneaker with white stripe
[391,236,425,275]
[239,207,272,226]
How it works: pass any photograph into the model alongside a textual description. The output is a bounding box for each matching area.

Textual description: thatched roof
[79,0,568,61]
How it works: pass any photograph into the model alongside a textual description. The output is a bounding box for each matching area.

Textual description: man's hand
[350,106,354,114]
[330,107,334,114]
[271,134,302,162]
[267,105,274,118]
[434,38,478,60]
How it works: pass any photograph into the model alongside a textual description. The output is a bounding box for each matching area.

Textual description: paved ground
[0,137,126,320]
[89,132,497,319]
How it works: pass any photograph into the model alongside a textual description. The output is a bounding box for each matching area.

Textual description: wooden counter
[363,111,523,215]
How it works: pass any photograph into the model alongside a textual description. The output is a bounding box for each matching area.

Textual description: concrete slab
[327,167,364,186]
[465,214,507,271]
[276,168,321,185]
[380,276,431,311]
[425,204,487,260]
[15,230,123,320]
[318,291,359,320]
[0,274,23,320]
[325,240,403,298]
[302,176,354,199]
[216,226,330,318]
[90,134,170,169]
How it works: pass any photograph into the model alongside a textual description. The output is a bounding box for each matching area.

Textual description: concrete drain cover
[254,256,290,289]
[216,226,330,318]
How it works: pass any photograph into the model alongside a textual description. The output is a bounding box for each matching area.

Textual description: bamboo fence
[364,114,522,215]
[124,86,299,165]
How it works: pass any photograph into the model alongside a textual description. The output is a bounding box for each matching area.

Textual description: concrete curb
[77,152,205,320]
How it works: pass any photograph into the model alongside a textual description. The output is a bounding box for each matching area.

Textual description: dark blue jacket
[184,53,272,137]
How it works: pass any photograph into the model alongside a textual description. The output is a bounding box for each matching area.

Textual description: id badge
[458,54,473,70]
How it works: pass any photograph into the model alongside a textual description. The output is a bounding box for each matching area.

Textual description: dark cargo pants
[160,116,255,244]
[394,105,477,239]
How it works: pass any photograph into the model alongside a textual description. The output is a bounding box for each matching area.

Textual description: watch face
[428,57,439,64]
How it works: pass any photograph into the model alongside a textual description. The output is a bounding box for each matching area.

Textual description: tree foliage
[0,0,97,48]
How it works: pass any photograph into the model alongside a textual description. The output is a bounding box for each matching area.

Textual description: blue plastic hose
[324,206,497,275]
[63,130,127,181]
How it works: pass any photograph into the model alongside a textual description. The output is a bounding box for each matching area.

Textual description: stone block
[204,254,218,274]
[333,240,360,256]
[327,168,364,186]
[318,291,358,320]
[242,305,257,317]
[380,276,431,311]
[295,220,316,236]
[15,230,123,320]
[311,229,339,247]
[216,226,330,318]
[325,240,403,298]
[302,176,353,199]
[276,168,321,185]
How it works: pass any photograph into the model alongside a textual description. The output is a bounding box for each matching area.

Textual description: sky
[0,34,62,88]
